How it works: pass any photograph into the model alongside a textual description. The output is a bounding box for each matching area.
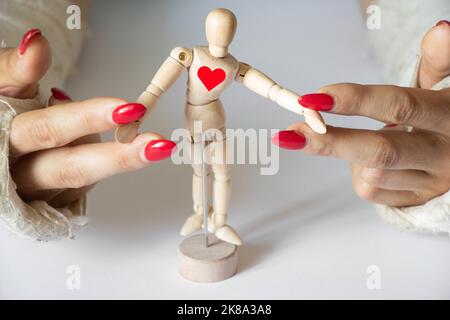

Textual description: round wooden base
[178,234,238,283]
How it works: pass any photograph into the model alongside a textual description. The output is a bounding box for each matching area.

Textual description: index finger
[299,83,450,135]
[9,97,145,157]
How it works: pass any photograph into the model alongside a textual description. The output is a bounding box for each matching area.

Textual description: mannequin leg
[180,139,212,236]
[209,138,242,245]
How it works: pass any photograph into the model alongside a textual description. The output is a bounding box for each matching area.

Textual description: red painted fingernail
[144,139,177,162]
[51,87,71,101]
[436,20,450,27]
[112,103,147,124]
[19,28,41,55]
[298,93,334,111]
[384,123,397,128]
[272,130,306,150]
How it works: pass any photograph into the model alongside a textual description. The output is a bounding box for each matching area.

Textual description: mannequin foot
[214,225,243,246]
[207,216,242,246]
[180,208,213,236]
[180,214,203,236]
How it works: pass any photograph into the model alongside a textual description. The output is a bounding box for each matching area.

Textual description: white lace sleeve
[370,0,450,235]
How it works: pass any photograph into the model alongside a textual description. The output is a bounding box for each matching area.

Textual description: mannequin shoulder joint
[235,62,251,82]
[170,47,193,67]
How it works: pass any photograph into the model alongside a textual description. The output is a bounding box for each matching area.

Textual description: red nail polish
[112,103,147,124]
[19,28,41,55]
[272,130,306,150]
[436,20,450,27]
[144,139,176,162]
[384,123,397,128]
[298,93,334,111]
[51,87,71,100]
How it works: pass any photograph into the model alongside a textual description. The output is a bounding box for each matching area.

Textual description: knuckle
[361,168,385,186]
[306,137,334,157]
[56,159,90,188]
[116,151,139,171]
[369,136,398,168]
[409,191,428,206]
[79,110,97,134]
[389,90,420,124]
[29,117,63,148]
[355,180,379,202]
[327,83,365,114]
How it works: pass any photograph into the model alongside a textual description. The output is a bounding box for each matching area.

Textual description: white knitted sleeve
[370,0,450,235]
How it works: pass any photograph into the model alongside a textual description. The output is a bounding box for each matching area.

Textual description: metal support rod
[201,133,209,248]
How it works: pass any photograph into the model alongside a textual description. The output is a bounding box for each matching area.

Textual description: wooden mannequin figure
[116,8,326,250]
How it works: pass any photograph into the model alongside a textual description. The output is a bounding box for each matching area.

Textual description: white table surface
[0,0,449,299]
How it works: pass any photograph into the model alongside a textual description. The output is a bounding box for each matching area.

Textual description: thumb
[419,20,450,89]
[0,28,52,98]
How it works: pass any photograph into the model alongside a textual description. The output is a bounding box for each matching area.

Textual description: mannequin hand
[1,29,175,207]
[273,21,450,207]
[114,91,160,143]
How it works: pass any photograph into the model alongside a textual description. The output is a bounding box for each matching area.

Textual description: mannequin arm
[115,47,192,143]
[137,47,192,117]
[235,62,326,134]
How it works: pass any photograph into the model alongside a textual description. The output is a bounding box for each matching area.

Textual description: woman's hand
[273,21,450,207]
[1,29,176,207]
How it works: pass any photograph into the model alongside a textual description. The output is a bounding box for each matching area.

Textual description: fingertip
[271,130,307,150]
[435,20,450,27]
[422,20,450,55]
[112,103,147,125]
[133,132,166,145]
[142,138,177,162]
[420,21,450,88]
[18,29,41,55]
[133,132,172,163]
[15,31,51,84]
[298,92,334,112]
[48,87,72,106]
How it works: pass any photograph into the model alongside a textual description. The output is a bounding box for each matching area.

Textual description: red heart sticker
[197,66,226,91]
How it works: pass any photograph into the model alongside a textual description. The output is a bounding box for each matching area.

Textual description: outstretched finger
[298,84,450,135]
[272,122,447,173]
[11,133,177,199]
[10,97,147,157]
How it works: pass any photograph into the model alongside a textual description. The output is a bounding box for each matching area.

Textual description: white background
[0,0,449,299]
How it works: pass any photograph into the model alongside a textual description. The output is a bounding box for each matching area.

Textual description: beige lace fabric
[0,96,88,241]
[371,0,450,235]
[0,0,87,240]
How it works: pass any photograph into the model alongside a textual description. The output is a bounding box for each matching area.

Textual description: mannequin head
[205,8,237,58]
